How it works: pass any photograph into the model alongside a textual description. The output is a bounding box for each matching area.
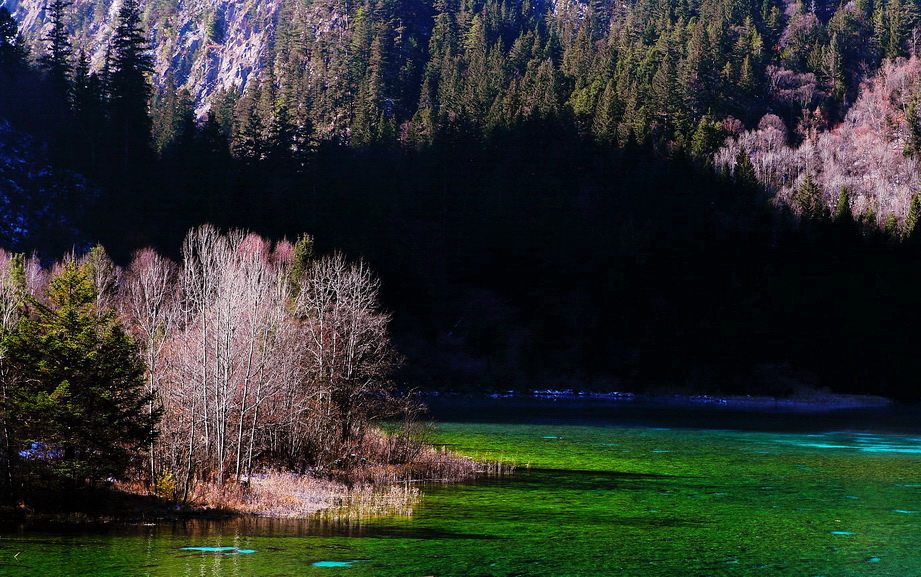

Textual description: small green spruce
[6,261,159,487]
[902,193,921,243]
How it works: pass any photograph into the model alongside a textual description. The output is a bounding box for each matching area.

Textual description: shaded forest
[2,0,921,398]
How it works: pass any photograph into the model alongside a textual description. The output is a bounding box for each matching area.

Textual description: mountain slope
[0,119,91,253]
[8,0,283,113]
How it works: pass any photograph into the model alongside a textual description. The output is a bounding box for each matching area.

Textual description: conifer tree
[592,81,619,144]
[830,187,858,241]
[834,188,854,225]
[883,212,900,241]
[0,252,26,500]
[105,0,154,175]
[903,193,921,243]
[734,149,759,192]
[152,81,195,155]
[690,116,723,159]
[5,261,158,487]
[39,0,73,96]
[793,174,829,222]
[0,8,29,77]
[907,96,921,158]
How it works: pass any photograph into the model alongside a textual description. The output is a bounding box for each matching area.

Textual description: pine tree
[883,212,900,241]
[793,174,829,222]
[70,50,105,167]
[0,253,26,500]
[288,233,315,296]
[592,80,620,144]
[734,149,759,192]
[907,95,921,158]
[690,115,723,159]
[104,0,154,176]
[834,188,854,225]
[232,79,267,162]
[0,7,29,77]
[39,0,73,96]
[152,80,195,155]
[6,261,158,487]
[903,193,921,243]
[831,187,858,241]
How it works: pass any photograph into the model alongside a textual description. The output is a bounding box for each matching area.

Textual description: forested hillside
[2,0,921,397]
[8,0,921,153]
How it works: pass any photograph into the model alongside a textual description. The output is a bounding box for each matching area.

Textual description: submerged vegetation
[2,413,920,575]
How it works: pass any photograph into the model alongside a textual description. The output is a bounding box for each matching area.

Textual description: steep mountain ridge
[6,0,288,113]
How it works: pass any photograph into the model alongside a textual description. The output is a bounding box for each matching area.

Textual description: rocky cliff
[4,0,291,115]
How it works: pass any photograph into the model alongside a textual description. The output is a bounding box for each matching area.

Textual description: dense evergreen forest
[2,0,921,399]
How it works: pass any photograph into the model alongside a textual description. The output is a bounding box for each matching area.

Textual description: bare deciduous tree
[120,248,179,483]
[295,253,401,467]
[717,57,921,226]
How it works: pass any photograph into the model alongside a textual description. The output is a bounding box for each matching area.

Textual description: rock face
[5,0,285,115]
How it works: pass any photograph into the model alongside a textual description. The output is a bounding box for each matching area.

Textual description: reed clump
[114,425,511,520]
[177,472,421,519]
[330,427,513,485]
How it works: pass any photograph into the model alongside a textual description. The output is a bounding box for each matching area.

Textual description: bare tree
[86,226,409,493]
[295,253,401,467]
[119,248,179,484]
[166,227,307,486]
[717,57,921,226]
[80,245,120,314]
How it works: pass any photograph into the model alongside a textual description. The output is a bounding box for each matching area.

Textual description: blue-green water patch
[777,433,921,454]
[181,546,257,555]
[313,560,359,567]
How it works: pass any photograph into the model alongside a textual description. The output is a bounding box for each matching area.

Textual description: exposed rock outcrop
[6,0,286,115]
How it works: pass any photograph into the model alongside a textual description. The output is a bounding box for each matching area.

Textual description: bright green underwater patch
[0,421,919,576]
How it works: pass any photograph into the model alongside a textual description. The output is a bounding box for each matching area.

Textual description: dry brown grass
[116,427,511,520]
[335,427,514,485]
[160,472,418,519]
[180,439,510,519]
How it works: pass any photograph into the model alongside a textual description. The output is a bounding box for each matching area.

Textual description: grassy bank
[3,437,508,523]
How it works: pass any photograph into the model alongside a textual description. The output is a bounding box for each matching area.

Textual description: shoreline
[426,389,895,411]
[0,443,495,525]
[0,476,421,526]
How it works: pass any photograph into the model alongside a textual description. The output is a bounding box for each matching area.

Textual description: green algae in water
[2,420,921,576]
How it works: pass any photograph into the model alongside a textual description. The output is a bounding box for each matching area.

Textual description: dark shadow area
[4,48,921,400]
[0,485,179,524]
[425,398,921,433]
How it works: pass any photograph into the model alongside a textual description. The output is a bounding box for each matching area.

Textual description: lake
[2,397,920,576]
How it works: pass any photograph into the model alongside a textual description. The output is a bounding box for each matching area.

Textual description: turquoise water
[1,402,920,576]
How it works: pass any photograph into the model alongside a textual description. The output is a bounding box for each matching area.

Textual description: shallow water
[1,400,920,576]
